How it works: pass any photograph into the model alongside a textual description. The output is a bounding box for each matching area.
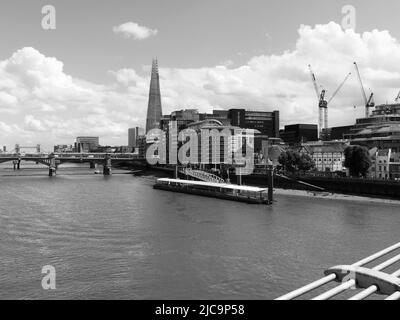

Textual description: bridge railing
[0,153,144,159]
[180,168,226,183]
[276,242,400,300]
[0,153,20,157]
[52,153,142,159]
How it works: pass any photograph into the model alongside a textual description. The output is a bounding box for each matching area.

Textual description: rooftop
[156,178,268,192]
[301,144,346,153]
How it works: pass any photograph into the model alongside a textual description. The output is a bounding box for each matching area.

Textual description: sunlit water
[0,163,399,299]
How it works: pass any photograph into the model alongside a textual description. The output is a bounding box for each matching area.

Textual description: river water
[0,163,399,299]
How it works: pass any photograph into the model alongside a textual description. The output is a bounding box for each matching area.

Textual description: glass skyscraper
[145,59,163,134]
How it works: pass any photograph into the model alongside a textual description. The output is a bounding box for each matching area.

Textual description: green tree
[278,150,315,174]
[344,145,372,177]
[298,153,315,173]
[278,150,297,173]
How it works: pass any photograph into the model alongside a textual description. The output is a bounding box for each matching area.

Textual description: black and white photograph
[1,0,400,309]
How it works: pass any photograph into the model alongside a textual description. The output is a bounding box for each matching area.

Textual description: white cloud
[113,22,158,40]
[24,115,46,132]
[110,68,141,85]
[0,47,147,149]
[0,91,17,105]
[3,22,400,149]
[138,21,400,126]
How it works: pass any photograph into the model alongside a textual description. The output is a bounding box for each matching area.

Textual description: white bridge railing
[180,168,226,184]
[276,242,400,300]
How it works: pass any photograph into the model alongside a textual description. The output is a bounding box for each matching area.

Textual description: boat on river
[154,178,272,204]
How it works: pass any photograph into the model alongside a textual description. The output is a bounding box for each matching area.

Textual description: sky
[1,0,400,150]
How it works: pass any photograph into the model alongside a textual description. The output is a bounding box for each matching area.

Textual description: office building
[128,127,140,149]
[54,145,74,153]
[243,110,280,137]
[161,108,279,137]
[280,124,318,145]
[223,109,280,137]
[137,135,147,159]
[347,103,400,152]
[322,125,353,141]
[75,136,99,153]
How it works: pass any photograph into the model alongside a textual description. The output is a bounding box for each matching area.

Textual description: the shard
[145,59,163,133]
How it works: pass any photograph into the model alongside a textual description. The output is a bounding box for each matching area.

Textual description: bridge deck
[0,153,144,161]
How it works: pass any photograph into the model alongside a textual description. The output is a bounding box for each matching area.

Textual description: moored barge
[154,178,272,204]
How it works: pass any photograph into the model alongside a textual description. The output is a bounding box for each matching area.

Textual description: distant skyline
[1,0,400,150]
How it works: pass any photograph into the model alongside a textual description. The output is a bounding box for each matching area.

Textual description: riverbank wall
[242,174,400,200]
[125,164,400,200]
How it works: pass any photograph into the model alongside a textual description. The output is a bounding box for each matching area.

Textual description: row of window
[313,158,342,162]
[312,153,343,157]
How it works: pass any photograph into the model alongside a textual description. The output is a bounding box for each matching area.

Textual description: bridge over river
[0,153,146,176]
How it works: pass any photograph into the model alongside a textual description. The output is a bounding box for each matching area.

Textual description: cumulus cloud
[143,22,400,125]
[0,91,17,105]
[2,22,400,149]
[0,47,146,149]
[24,115,46,132]
[113,22,158,40]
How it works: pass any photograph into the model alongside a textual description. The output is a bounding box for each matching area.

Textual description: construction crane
[309,65,327,137]
[325,72,352,128]
[309,65,351,139]
[353,62,375,118]
[395,90,400,102]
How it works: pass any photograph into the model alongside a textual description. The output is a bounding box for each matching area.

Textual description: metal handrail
[181,168,226,184]
[276,242,400,300]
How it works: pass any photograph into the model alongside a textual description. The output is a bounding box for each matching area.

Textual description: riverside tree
[344,145,372,177]
[278,150,315,174]
[298,153,315,173]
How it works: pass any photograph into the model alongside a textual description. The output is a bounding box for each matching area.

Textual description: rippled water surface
[0,164,399,299]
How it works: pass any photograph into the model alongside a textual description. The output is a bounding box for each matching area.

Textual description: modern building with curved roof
[348,103,400,152]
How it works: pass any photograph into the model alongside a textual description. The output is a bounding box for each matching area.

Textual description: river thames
[0,164,399,299]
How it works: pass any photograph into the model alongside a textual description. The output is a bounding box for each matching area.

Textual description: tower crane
[309,65,351,139]
[325,72,352,129]
[309,64,327,137]
[395,90,400,102]
[353,62,375,118]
